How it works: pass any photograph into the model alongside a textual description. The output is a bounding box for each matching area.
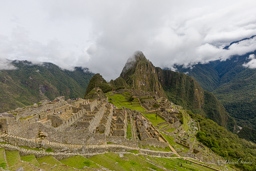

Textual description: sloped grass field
[6,151,20,167]
[37,155,61,166]
[107,92,146,111]
[60,155,99,169]
[20,155,39,166]
[142,113,166,126]
[89,152,162,171]
[146,156,214,171]
[0,148,7,169]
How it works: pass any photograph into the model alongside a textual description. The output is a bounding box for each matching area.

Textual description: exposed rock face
[120,51,166,98]
[156,68,204,112]
[156,68,233,129]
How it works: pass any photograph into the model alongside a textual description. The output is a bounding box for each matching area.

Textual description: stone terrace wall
[104,104,114,136]
[107,136,138,147]
[56,109,86,131]
[39,122,92,144]
[88,103,106,133]
[7,117,39,139]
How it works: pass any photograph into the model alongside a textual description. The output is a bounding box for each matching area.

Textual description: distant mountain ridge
[175,45,256,142]
[0,60,94,113]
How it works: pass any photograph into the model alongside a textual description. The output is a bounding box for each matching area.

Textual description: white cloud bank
[0,0,256,79]
[243,54,256,68]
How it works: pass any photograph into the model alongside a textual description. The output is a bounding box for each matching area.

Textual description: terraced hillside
[0,91,236,171]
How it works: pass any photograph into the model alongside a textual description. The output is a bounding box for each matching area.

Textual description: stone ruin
[0,96,171,153]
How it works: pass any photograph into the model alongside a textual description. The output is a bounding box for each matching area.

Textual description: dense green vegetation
[176,51,256,142]
[156,68,235,131]
[188,111,256,171]
[0,61,94,112]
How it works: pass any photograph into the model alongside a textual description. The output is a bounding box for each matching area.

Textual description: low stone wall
[7,118,39,139]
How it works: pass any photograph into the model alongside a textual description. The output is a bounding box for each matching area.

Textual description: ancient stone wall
[56,109,86,131]
[88,103,105,133]
[107,136,138,147]
[47,115,63,127]
[104,104,113,136]
[7,117,39,139]
[0,119,8,133]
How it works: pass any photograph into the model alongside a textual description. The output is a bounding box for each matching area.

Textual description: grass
[107,93,146,111]
[126,121,132,140]
[146,157,214,171]
[0,149,7,169]
[60,155,99,169]
[5,151,20,166]
[9,161,40,171]
[165,128,176,133]
[45,148,54,152]
[161,133,190,153]
[37,156,61,166]
[20,155,39,166]
[89,152,163,171]
[182,110,190,132]
[129,150,139,154]
[142,113,165,126]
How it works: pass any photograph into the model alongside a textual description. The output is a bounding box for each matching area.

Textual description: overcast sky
[1,0,256,80]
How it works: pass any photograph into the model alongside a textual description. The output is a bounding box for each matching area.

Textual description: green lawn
[9,161,40,171]
[89,152,163,171]
[107,93,146,111]
[142,113,165,126]
[0,149,7,169]
[60,155,99,169]
[37,156,61,166]
[6,151,20,167]
[165,128,176,133]
[146,157,214,171]
[20,155,39,166]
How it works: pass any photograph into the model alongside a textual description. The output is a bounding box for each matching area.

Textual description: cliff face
[156,68,204,112]
[156,68,234,130]
[120,51,166,98]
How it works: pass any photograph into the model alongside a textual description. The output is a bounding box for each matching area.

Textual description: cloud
[0,0,256,80]
[243,54,256,68]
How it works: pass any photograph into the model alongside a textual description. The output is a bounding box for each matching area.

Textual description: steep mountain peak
[120,51,148,78]
[120,51,166,97]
